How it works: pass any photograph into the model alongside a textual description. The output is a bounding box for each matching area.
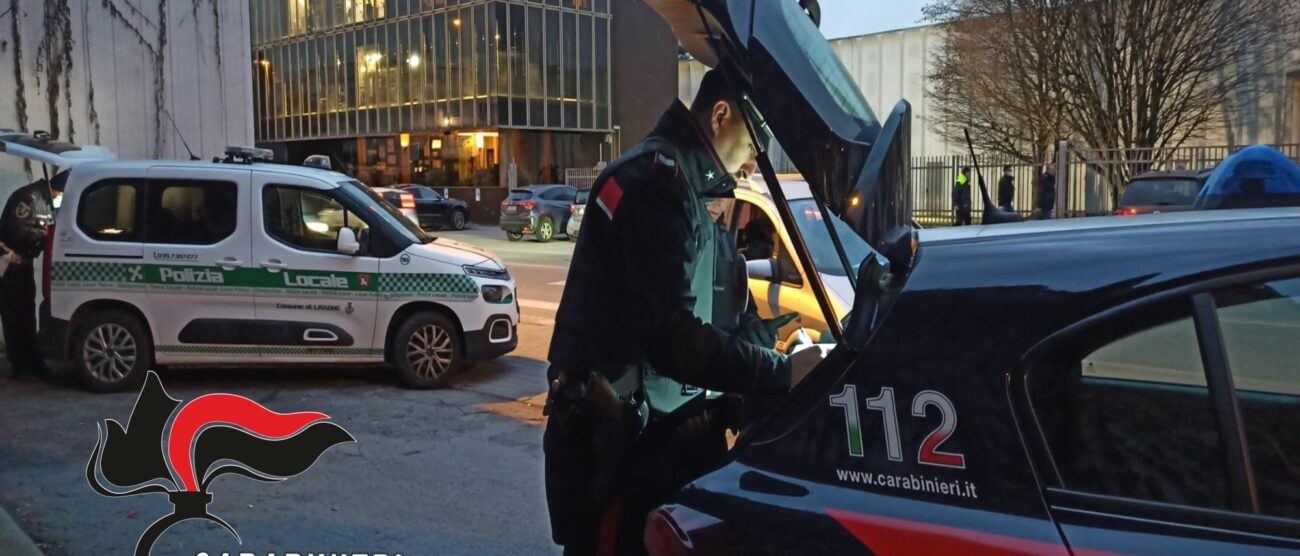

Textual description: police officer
[544,70,823,555]
[1,176,55,380]
[953,166,973,226]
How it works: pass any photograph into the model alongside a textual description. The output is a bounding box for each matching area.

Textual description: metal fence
[565,167,604,191]
[912,144,1300,226]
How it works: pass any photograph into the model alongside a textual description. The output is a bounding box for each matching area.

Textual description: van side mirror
[746,259,776,281]
[336,227,360,255]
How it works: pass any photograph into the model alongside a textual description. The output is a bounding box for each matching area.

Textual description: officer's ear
[710,100,733,137]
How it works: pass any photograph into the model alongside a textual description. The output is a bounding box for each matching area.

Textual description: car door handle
[217,257,244,268]
[260,259,287,271]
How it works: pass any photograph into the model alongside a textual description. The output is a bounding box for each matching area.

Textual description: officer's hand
[738,312,798,349]
[787,344,829,387]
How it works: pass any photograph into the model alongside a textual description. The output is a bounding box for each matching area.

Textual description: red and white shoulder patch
[596,177,624,220]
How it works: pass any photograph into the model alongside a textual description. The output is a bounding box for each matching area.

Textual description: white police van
[1,134,517,392]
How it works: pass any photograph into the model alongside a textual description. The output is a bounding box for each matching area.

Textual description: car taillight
[1115,207,1138,216]
[570,205,578,215]
[42,224,54,301]
[501,200,508,210]
[644,509,690,556]
[521,201,537,211]
[400,192,415,209]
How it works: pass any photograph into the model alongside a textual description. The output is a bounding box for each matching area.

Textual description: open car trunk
[647,0,915,344]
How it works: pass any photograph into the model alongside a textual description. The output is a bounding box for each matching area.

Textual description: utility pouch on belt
[545,367,647,503]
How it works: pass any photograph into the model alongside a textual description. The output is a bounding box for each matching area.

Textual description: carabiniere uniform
[0,178,55,374]
[542,100,790,552]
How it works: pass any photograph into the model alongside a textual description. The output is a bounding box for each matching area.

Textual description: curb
[0,505,42,555]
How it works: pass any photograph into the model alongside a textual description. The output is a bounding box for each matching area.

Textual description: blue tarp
[1196,145,1300,209]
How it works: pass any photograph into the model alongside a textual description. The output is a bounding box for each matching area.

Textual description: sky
[816,0,929,39]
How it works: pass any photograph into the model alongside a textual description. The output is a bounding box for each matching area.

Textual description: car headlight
[481,285,513,303]
[463,264,510,281]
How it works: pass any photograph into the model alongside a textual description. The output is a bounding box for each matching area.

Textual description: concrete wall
[0,0,254,194]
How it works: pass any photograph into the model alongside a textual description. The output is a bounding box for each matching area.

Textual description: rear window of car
[507,190,533,201]
[576,191,590,204]
[1121,179,1202,206]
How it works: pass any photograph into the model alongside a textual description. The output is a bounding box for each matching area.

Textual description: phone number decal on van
[51,262,480,300]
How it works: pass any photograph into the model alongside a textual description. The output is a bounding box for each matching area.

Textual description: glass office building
[251,0,612,193]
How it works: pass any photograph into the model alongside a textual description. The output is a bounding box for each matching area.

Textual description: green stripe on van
[51,262,479,300]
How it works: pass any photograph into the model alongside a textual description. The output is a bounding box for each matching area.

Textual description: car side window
[426,188,443,201]
[263,186,369,254]
[144,180,238,245]
[77,180,142,242]
[1213,277,1300,520]
[1029,297,1232,510]
[539,188,564,201]
[732,200,801,286]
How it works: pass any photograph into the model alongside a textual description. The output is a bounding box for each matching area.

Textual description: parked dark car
[395,184,471,230]
[649,210,1300,555]
[1116,169,1212,215]
[498,184,576,242]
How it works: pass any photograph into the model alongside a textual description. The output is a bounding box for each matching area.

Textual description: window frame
[76,179,145,243]
[261,184,374,256]
[1017,263,1300,532]
[143,178,240,246]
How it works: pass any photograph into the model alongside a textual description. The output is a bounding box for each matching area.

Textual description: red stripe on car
[826,509,1121,556]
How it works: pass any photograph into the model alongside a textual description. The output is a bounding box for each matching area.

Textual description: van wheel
[506,231,524,242]
[75,310,152,393]
[536,217,555,243]
[392,311,463,389]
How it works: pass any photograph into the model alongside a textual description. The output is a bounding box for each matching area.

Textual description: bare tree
[926,0,1296,203]
[925,0,1069,164]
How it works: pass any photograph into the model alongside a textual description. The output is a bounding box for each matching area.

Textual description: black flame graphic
[87,372,355,556]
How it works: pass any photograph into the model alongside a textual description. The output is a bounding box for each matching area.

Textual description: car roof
[65,160,351,188]
[886,208,1300,382]
[1131,168,1213,180]
[917,208,1300,244]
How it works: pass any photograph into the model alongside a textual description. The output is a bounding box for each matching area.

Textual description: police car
[0,136,517,392]
[643,0,1300,553]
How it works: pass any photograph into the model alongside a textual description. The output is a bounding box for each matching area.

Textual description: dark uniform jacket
[1037,172,1057,212]
[547,101,789,408]
[998,174,1015,208]
[1,179,54,261]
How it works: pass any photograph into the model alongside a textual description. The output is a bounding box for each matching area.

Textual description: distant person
[952,167,972,226]
[1037,163,1057,220]
[997,165,1015,212]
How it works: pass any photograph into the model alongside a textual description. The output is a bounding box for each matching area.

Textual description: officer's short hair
[961,167,971,174]
[1002,165,1012,173]
[689,70,743,126]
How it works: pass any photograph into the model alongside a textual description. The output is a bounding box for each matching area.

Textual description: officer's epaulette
[652,151,679,178]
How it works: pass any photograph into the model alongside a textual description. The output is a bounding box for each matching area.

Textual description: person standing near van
[1037,163,1057,220]
[997,165,1016,212]
[953,167,973,226]
[0,178,54,380]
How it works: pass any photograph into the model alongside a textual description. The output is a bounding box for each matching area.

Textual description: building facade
[0,0,254,191]
[251,0,618,215]
[680,23,1300,167]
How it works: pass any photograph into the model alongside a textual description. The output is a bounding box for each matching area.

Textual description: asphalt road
[0,224,576,556]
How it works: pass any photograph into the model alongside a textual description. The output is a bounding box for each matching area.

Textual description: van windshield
[337,180,432,244]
